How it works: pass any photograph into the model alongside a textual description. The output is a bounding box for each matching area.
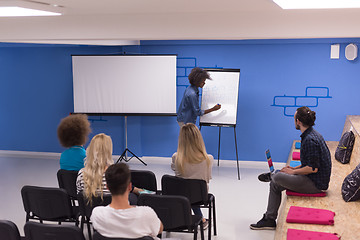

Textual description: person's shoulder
[91,205,108,216]
[135,206,157,215]
[308,128,324,142]
[72,146,86,154]
[172,152,177,159]
[77,168,85,176]
[184,86,196,95]
[60,148,71,157]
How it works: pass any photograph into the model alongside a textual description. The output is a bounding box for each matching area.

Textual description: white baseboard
[0,150,286,169]
[0,150,61,160]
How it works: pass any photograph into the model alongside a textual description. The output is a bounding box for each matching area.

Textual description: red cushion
[286,206,335,225]
[286,190,327,197]
[287,229,340,240]
[292,151,300,160]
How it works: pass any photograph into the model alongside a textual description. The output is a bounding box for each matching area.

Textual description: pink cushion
[292,151,300,160]
[286,206,335,225]
[286,190,327,197]
[287,229,340,240]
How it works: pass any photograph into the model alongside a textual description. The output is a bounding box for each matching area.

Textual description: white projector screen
[72,55,177,115]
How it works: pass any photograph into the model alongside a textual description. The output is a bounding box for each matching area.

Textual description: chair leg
[80,216,84,230]
[193,225,198,240]
[208,205,212,240]
[200,221,204,240]
[212,197,217,236]
[86,218,92,240]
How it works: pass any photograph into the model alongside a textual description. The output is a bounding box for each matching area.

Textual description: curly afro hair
[57,114,91,148]
[188,67,211,86]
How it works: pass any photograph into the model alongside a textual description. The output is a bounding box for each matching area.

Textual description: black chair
[57,169,79,205]
[138,194,204,240]
[131,170,158,193]
[24,221,85,240]
[93,231,154,240]
[0,220,22,240]
[21,185,79,225]
[77,192,112,240]
[161,175,217,240]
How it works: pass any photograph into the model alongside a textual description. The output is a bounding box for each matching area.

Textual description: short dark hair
[57,114,91,148]
[295,106,316,127]
[105,163,131,196]
[188,67,211,86]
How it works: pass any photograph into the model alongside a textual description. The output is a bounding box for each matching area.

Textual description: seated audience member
[171,123,213,229]
[76,133,113,202]
[76,133,139,204]
[57,114,91,171]
[91,163,163,239]
[250,106,332,230]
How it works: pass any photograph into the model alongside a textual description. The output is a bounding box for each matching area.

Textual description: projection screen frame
[71,54,177,116]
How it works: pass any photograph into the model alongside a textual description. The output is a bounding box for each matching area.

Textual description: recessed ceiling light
[273,0,360,9]
[0,7,61,17]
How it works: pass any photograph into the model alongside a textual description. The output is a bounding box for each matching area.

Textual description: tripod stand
[116,116,147,166]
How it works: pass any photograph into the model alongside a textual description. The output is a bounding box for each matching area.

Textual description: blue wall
[1,39,359,162]
[0,43,127,154]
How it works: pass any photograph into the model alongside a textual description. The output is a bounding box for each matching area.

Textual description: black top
[300,127,332,190]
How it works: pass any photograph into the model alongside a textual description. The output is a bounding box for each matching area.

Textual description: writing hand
[213,104,221,111]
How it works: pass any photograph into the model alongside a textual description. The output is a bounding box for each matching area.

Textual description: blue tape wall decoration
[272,86,332,117]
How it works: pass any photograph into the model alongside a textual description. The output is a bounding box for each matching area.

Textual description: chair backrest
[93,231,154,240]
[77,192,112,218]
[21,185,74,221]
[24,221,85,240]
[131,170,157,192]
[161,175,208,205]
[0,220,21,240]
[137,194,192,231]
[57,169,79,199]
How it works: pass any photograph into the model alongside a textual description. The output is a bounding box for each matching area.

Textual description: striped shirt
[76,168,110,195]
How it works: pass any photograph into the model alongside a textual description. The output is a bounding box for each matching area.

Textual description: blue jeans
[192,207,203,217]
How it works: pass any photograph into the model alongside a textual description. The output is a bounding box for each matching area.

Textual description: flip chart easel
[199,123,240,180]
[200,68,240,180]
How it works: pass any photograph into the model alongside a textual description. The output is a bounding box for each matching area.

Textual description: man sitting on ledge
[91,163,163,238]
[250,106,332,230]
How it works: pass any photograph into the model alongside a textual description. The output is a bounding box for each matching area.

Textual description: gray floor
[0,153,285,240]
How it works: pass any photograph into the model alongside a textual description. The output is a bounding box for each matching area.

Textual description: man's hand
[281,165,318,175]
[280,166,295,175]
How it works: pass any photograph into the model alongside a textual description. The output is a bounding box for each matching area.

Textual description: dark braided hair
[295,106,316,127]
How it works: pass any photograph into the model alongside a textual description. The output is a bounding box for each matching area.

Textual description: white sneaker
[202,220,209,230]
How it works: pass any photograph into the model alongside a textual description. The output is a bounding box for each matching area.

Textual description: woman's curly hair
[57,114,91,148]
[188,67,211,86]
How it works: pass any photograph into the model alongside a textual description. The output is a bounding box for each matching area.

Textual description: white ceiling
[1,0,360,45]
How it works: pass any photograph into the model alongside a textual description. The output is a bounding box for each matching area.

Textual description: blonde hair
[83,133,114,202]
[176,123,210,174]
